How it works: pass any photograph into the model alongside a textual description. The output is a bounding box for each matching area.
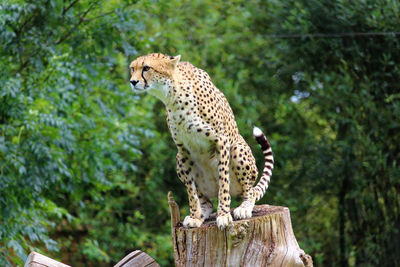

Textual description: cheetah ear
[170,55,181,68]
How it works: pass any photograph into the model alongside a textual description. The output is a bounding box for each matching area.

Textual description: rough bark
[168,192,313,267]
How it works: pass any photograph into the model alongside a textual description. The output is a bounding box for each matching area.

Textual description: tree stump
[168,192,313,267]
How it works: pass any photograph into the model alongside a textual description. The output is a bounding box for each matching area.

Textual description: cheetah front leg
[215,136,233,229]
[176,148,204,228]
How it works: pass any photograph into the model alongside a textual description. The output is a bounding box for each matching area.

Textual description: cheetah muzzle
[129,53,274,229]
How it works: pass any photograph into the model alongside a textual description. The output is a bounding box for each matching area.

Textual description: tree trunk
[168,192,313,267]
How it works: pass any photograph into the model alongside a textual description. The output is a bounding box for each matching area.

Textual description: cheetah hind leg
[199,192,214,221]
[230,142,258,220]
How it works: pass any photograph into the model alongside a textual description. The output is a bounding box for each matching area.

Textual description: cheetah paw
[183,216,203,228]
[216,213,233,229]
[233,203,254,220]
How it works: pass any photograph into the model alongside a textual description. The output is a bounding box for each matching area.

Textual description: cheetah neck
[147,82,172,106]
[148,80,184,112]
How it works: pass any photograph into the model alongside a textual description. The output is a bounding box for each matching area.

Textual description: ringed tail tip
[253,126,263,137]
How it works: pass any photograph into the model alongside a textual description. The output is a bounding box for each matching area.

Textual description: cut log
[25,250,160,267]
[24,251,71,267]
[168,192,313,267]
[113,250,160,267]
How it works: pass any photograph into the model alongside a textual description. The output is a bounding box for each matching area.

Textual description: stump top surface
[248,205,286,217]
[176,205,287,229]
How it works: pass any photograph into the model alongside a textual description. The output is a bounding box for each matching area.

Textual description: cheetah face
[129,64,157,94]
[129,54,181,96]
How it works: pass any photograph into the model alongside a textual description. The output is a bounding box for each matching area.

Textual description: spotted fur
[129,53,274,229]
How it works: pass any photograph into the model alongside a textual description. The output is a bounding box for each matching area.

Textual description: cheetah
[129,53,274,229]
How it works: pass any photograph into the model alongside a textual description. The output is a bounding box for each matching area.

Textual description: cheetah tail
[252,126,274,201]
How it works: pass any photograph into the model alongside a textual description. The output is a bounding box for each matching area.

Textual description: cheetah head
[129,53,181,96]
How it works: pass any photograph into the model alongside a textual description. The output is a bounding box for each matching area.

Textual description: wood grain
[113,250,160,267]
[24,251,71,267]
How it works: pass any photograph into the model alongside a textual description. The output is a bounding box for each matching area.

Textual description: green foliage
[1,0,399,266]
[0,0,167,265]
[265,1,400,265]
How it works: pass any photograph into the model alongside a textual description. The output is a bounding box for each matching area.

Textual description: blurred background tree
[0,0,399,266]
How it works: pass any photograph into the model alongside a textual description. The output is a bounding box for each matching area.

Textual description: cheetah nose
[130,80,139,86]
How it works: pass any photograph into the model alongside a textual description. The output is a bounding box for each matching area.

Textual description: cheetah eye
[130,67,134,73]
[143,66,151,72]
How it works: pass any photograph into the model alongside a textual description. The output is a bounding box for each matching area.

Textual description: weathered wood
[24,251,71,267]
[168,191,181,227]
[168,191,182,263]
[168,192,313,267]
[113,250,160,267]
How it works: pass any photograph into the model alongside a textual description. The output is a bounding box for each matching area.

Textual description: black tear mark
[142,70,148,87]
